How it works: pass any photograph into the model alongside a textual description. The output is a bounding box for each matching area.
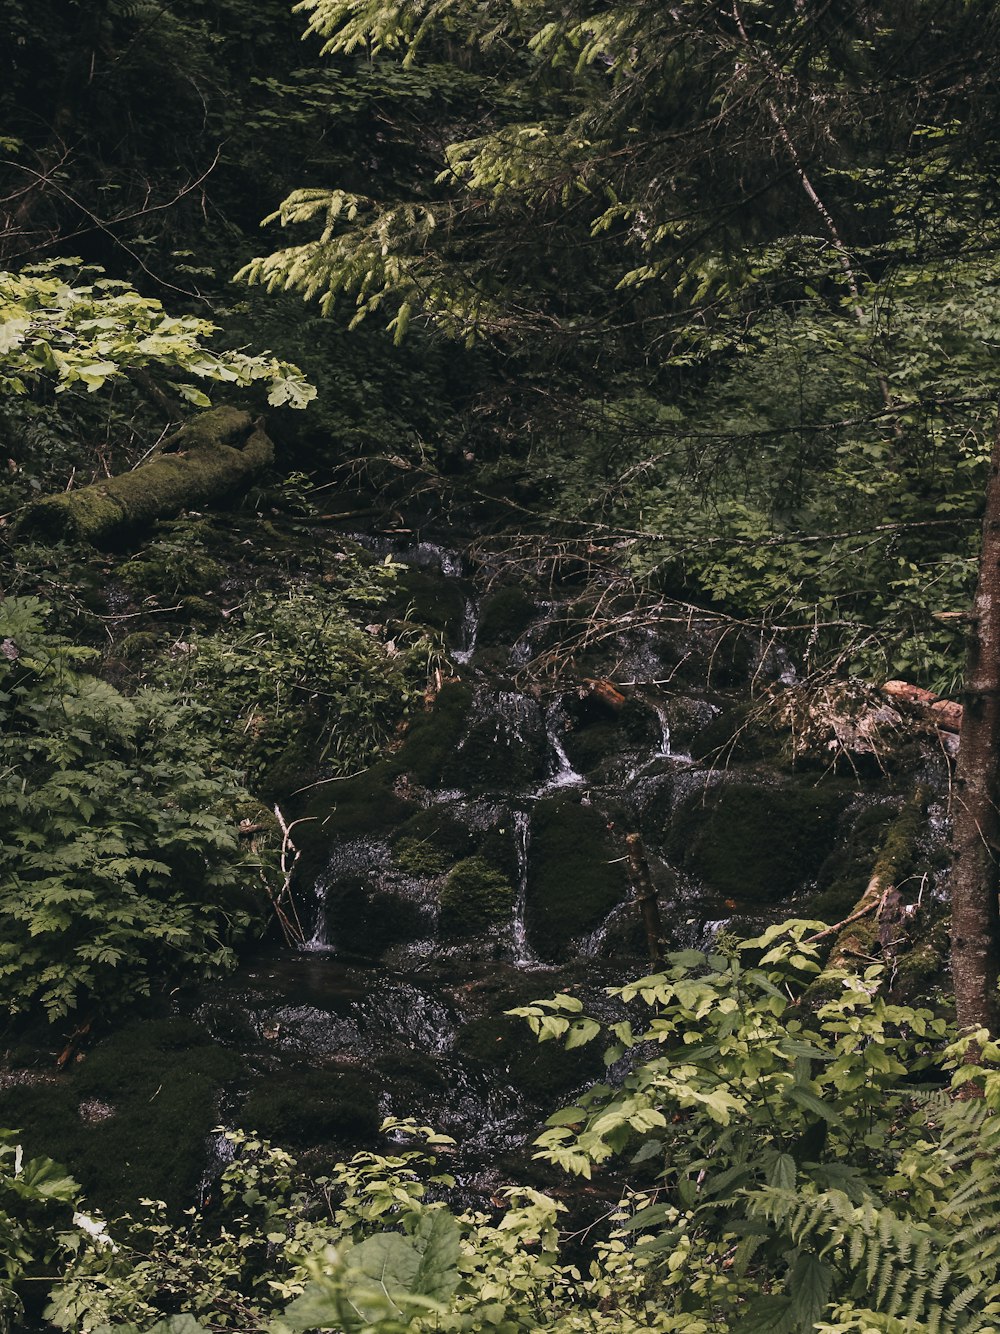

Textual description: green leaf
[788,1250,833,1332]
[785,1084,843,1126]
[413,1209,461,1301]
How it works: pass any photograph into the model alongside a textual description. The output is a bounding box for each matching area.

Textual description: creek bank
[0,524,956,1218]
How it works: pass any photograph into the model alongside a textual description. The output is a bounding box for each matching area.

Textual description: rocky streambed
[0,531,954,1218]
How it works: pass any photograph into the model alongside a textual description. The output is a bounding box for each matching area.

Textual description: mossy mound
[476,585,536,649]
[300,760,413,848]
[456,1012,602,1100]
[526,796,629,959]
[668,781,846,903]
[238,1068,379,1147]
[440,856,515,934]
[398,682,473,787]
[442,695,548,793]
[561,696,659,776]
[392,568,467,640]
[391,809,476,864]
[562,719,621,775]
[393,836,452,878]
[0,1019,241,1217]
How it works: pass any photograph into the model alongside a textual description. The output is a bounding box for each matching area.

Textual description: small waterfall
[452,595,479,665]
[536,699,585,794]
[511,809,539,966]
[302,878,332,952]
[652,701,672,756]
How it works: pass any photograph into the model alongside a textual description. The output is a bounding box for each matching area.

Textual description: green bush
[0,597,266,1020]
[159,561,428,787]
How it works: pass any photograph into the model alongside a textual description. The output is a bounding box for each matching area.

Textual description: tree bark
[951,421,1000,1036]
[625,832,664,962]
[18,407,273,547]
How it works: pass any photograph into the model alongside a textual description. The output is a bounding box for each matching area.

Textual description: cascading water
[178,530,951,1202]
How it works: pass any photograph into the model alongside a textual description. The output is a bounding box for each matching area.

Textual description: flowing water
[175,535,951,1197]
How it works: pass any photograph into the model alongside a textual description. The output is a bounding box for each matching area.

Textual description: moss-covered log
[18,407,273,546]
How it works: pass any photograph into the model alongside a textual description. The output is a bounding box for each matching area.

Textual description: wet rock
[476,585,537,650]
[668,780,847,903]
[238,1068,379,1148]
[526,795,630,959]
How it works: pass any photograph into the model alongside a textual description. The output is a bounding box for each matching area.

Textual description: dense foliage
[1,926,998,1332]
[244,0,1000,686]
[0,596,263,1020]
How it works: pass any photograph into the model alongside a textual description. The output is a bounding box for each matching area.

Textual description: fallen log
[881,679,962,734]
[18,406,273,546]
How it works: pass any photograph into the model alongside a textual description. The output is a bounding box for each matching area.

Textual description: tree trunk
[951,422,1000,1035]
[625,833,664,962]
[18,407,273,546]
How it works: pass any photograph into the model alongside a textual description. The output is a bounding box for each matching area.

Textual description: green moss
[238,1069,379,1148]
[526,796,629,959]
[398,682,473,787]
[0,1019,242,1218]
[392,810,475,862]
[477,585,536,648]
[872,789,926,888]
[440,856,515,933]
[891,918,951,1005]
[20,410,269,547]
[669,782,845,903]
[809,801,899,921]
[115,630,161,661]
[392,569,467,639]
[442,701,548,792]
[562,720,621,774]
[393,836,451,877]
[456,1012,602,1100]
[299,760,412,848]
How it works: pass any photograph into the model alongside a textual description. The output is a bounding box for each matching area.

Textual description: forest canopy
[3,1,1000,1331]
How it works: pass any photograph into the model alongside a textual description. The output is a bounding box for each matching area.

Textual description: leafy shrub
[0,1130,89,1334]
[0,597,266,1020]
[159,559,429,787]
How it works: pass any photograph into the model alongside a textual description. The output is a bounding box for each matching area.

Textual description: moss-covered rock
[392,568,467,640]
[669,781,846,903]
[476,585,536,649]
[393,836,452,878]
[238,1068,379,1147]
[562,719,621,775]
[456,1012,601,1100]
[526,796,629,959]
[391,810,476,864]
[300,761,413,847]
[440,857,515,934]
[398,682,473,788]
[0,1019,241,1217]
[442,692,548,793]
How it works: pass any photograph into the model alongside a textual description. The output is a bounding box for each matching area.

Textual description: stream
[182,536,950,1200]
[0,531,952,1219]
